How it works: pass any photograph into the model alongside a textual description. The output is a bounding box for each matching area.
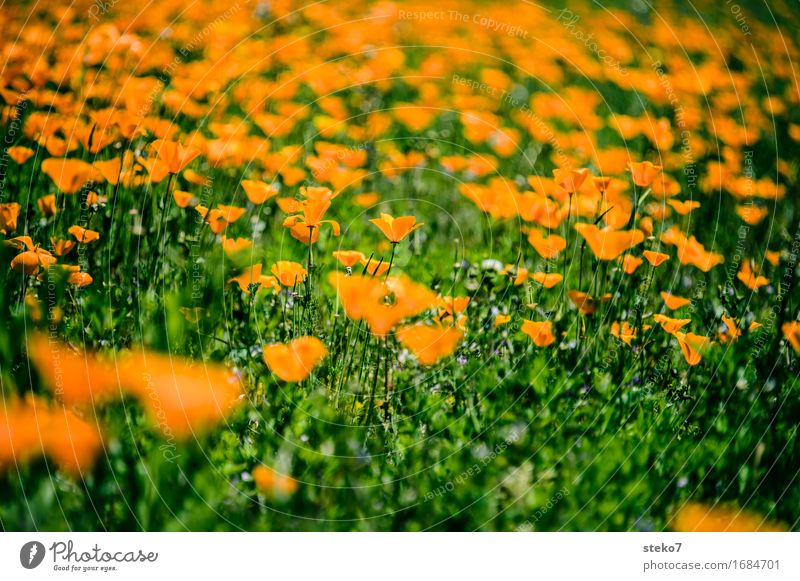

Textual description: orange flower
[527,230,566,259]
[719,315,741,343]
[781,322,800,352]
[353,192,380,207]
[124,351,244,437]
[0,202,20,234]
[610,321,637,345]
[737,260,769,290]
[643,250,670,267]
[220,236,253,257]
[37,194,57,217]
[173,190,195,208]
[67,271,93,287]
[41,158,93,194]
[660,291,691,310]
[553,167,590,193]
[574,223,644,261]
[361,256,391,277]
[332,250,366,268]
[7,145,34,165]
[263,336,327,382]
[628,161,662,187]
[531,272,563,288]
[672,502,785,532]
[567,291,611,315]
[51,238,76,257]
[252,465,298,496]
[736,205,769,225]
[521,320,556,347]
[667,199,700,215]
[0,395,102,475]
[241,180,279,205]
[7,236,57,275]
[494,314,511,327]
[150,139,200,174]
[621,254,643,274]
[271,261,308,287]
[228,264,279,294]
[370,213,423,243]
[653,314,691,335]
[68,225,100,243]
[283,199,340,237]
[675,332,711,365]
[396,323,463,365]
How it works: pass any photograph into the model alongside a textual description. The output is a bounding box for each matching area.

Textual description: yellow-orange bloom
[253,465,298,496]
[553,167,590,193]
[527,230,566,259]
[675,332,711,366]
[628,161,662,187]
[0,202,20,234]
[150,139,200,174]
[332,250,366,268]
[660,291,691,310]
[263,336,327,382]
[643,250,670,267]
[370,213,423,243]
[396,323,463,365]
[672,502,786,532]
[241,180,279,205]
[271,261,308,287]
[531,272,563,288]
[574,223,644,261]
[521,320,555,347]
[737,260,769,290]
[68,225,100,243]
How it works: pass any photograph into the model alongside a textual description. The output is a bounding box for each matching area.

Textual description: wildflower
[332,250,366,269]
[531,272,563,288]
[521,320,556,347]
[68,225,100,243]
[241,180,279,205]
[621,254,643,275]
[553,167,590,193]
[41,158,93,194]
[643,250,670,267]
[253,465,298,496]
[574,223,644,260]
[271,261,308,287]
[370,213,423,243]
[675,332,711,366]
[283,199,340,236]
[610,321,637,345]
[396,323,463,365]
[737,260,769,290]
[37,195,57,217]
[0,202,20,234]
[150,139,200,174]
[494,314,511,327]
[660,291,691,310]
[628,161,662,187]
[173,190,195,208]
[567,291,611,315]
[263,336,327,382]
[527,230,566,259]
[667,199,700,215]
[653,314,691,335]
[7,146,34,165]
[229,264,280,294]
[782,322,800,352]
[672,502,785,532]
[7,236,56,275]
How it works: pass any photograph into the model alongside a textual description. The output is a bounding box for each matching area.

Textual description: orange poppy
[0,202,20,234]
[37,195,57,217]
[283,199,340,237]
[150,139,200,174]
[370,213,423,243]
[494,314,511,327]
[332,250,366,268]
[241,180,279,205]
[173,190,195,208]
[395,323,463,365]
[263,336,327,382]
[553,167,590,193]
[68,225,100,243]
[782,322,800,352]
[228,264,279,294]
[567,291,611,315]
[628,161,662,187]
[252,465,298,496]
[667,199,700,215]
[643,250,670,267]
[574,223,644,261]
[672,503,785,532]
[737,260,769,290]
[7,236,57,275]
[675,332,710,365]
[621,254,643,274]
[41,158,93,194]
[7,145,34,165]
[527,229,566,259]
[271,261,308,287]
[653,314,691,335]
[521,320,556,347]
[531,272,563,288]
[660,291,691,310]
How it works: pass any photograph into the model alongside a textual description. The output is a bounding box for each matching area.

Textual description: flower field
[1,0,799,531]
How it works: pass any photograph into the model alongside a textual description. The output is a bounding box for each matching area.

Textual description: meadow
[1,0,799,531]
